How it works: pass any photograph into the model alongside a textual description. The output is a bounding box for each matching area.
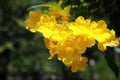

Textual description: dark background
[0,0,120,80]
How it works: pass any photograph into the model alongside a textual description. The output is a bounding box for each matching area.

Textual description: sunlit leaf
[28,2,63,11]
[43,2,62,11]
[63,5,71,13]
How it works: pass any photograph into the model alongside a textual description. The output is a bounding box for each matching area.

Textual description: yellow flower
[98,36,119,51]
[71,56,88,72]
[44,31,89,72]
[24,6,119,72]
[45,32,93,72]
[91,20,119,51]
[36,15,59,38]
[50,22,71,41]
[91,20,112,42]
[44,38,58,59]
[25,10,41,32]
[68,16,95,49]
[48,10,71,22]
[68,16,92,36]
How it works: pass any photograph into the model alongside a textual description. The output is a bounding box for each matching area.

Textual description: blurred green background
[0,0,120,80]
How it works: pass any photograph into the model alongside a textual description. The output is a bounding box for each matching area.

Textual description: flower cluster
[25,2,119,72]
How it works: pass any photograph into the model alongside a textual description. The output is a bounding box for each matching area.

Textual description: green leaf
[28,2,63,11]
[63,6,71,13]
[15,18,25,27]
[105,49,119,78]
[43,2,62,11]
[28,4,43,10]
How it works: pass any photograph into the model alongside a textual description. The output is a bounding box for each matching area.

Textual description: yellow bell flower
[71,56,88,72]
[24,4,120,72]
[91,20,119,51]
[36,15,59,38]
[25,10,41,32]
[48,10,71,22]
[44,38,58,59]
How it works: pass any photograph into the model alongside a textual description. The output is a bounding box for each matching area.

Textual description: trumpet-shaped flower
[48,10,71,22]
[91,20,119,51]
[25,3,119,72]
[70,56,88,72]
[25,10,41,32]
[36,15,59,38]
